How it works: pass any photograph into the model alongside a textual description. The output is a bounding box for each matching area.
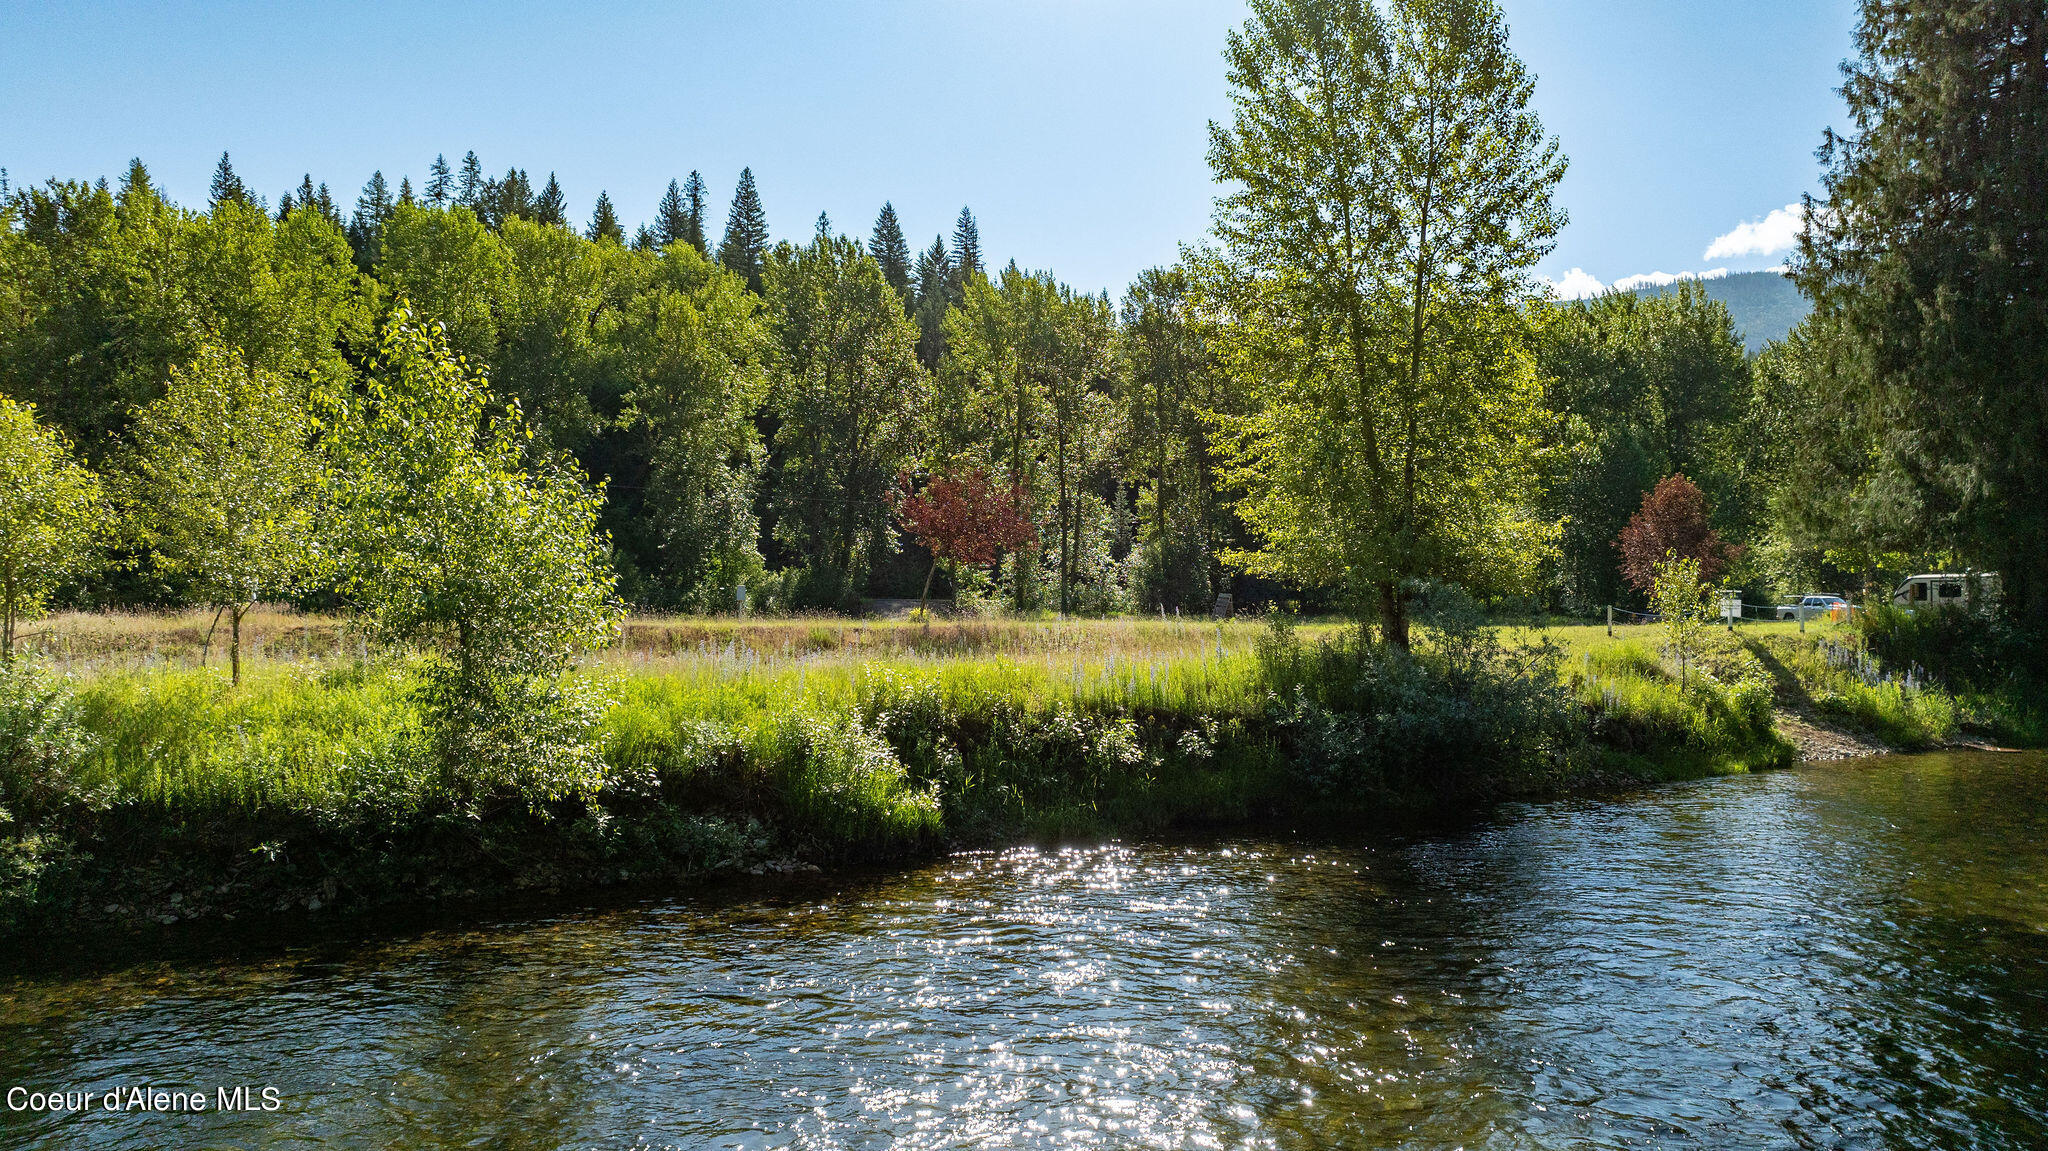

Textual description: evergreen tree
[718,167,769,293]
[656,178,690,248]
[632,223,658,252]
[348,170,394,269]
[487,167,534,228]
[912,235,951,368]
[209,151,249,210]
[1793,0,2048,629]
[587,191,624,244]
[869,202,912,306]
[949,206,982,299]
[397,176,416,207]
[681,170,708,253]
[456,150,485,209]
[815,210,832,237]
[426,153,453,206]
[116,159,155,211]
[534,172,567,226]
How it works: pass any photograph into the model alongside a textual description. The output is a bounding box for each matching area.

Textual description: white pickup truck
[1775,594,1849,621]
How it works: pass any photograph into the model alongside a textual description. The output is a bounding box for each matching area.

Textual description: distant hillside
[1632,270,1810,353]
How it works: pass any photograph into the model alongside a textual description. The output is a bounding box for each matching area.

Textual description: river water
[3,751,2045,1149]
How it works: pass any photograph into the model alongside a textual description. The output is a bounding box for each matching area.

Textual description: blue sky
[1,0,1856,297]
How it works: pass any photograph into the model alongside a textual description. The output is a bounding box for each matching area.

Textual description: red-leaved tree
[1616,474,1741,594]
[894,467,1038,620]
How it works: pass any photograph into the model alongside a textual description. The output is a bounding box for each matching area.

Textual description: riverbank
[3,612,2017,957]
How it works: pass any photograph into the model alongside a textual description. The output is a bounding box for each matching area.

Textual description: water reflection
[3,752,2044,1149]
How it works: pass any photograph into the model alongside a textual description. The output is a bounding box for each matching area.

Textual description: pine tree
[397,176,416,207]
[209,151,249,210]
[349,170,394,269]
[632,223,659,252]
[292,174,319,218]
[950,206,983,294]
[117,158,156,213]
[655,178,689,248]
[489,167,534,227]
[682,170,708,253]
[314,182,340,227]
[913,235,952,368]
[426,153,453,206]
[815,210,832,237]
[718,167,769,293]
[869,202,912,306]
[456,151,485,209]
[588,191,624,243]
[534,172,567,226]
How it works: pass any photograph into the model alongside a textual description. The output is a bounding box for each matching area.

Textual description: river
[3,750,2045,1149]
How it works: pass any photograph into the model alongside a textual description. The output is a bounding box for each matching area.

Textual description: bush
[0,662,100,825]
[1258,587,1580,805]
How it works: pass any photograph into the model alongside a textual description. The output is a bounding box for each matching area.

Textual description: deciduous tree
[1617,474,1739,595]
[0,397,103,661]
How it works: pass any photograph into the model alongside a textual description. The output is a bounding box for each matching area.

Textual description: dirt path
[1774,708,1895,762]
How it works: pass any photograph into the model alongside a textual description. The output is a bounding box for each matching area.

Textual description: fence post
[1606,605,1613,638]
[1798,605,1806,633]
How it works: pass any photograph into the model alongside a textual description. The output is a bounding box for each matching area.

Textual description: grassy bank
[8,611,1971,951]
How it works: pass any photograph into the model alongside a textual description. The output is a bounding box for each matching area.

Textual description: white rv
[1890,572,2000,611]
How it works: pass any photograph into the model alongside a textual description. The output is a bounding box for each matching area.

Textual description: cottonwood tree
[1206,0,1566,647]
[610,246,773,610]
[893,466,1037,621]
[123,346,322,684]
[323,311,621,801]
[1122,264,1232,612]
[763,231,925,608]
[0,397,103,661]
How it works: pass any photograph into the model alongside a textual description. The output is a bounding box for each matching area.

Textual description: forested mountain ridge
[1628,270,1808,352]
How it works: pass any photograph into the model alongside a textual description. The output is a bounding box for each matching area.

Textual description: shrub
[0,662,100,825]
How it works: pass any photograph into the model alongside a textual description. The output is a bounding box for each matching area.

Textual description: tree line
[3,0,2038,648]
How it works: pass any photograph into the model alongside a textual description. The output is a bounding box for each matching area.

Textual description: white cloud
[1546,267,1608,299]
[1611,267,1729,292]
[1704,203,1804,260]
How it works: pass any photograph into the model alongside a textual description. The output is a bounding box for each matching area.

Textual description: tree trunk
[1378,581,1410,651]
[231,603,246,687]
[918,559,937,627]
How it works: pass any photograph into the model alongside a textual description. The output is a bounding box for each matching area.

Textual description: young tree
[323,311,621,798]
[1617,474,1740,595]
[1794,0,2048,630]
[869,202,912,306]
[209,151,249,210]
[894,466,1037,621]
[764,232,925,607]
[122,346,321,684]
[0,397,103,661]
[681,170,709,254]
[1650,553,1711,692]
[719,168,769,293]
[426,153,454,207]
[533,173,567,227]
[1206,0,1566,647]
[587,191,624,244]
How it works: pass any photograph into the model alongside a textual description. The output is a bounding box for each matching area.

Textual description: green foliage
[1795,0,2048,628]
[1122,265,1233,613]
[612,245,772,610]
[1649,553,1711,691]
[1258,586,1580,803]
[0,397,104,659]
[121,345,322,682]
[1534,284,1758,611]
[1206,0,1565,643]
[0,661,99,825]
[322,312,623,802]
[376,203,513,366]
[718,168,769,294]
[763,230,925,608]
